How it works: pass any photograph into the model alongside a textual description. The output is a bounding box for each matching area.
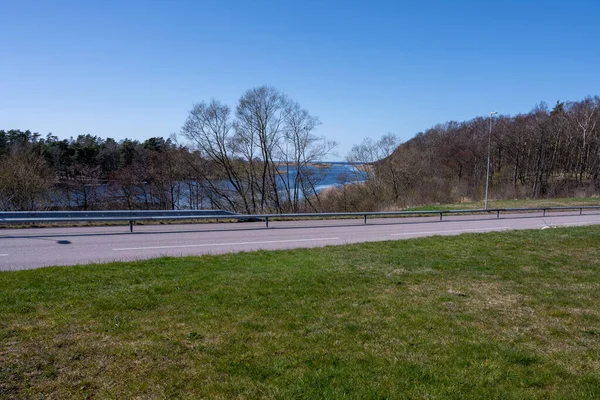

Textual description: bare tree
[182,99,253,212]
[234,86,287,211]
[278,100,336,211]
[571,97,599,182]
[346,133,401,205]
[182,86,336,213]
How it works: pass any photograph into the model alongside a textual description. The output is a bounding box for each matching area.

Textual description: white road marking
[113,237,341,251]
[0,254,8,257]
[391,227,509,236]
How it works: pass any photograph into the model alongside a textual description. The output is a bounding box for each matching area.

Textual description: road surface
[1,211,599,270]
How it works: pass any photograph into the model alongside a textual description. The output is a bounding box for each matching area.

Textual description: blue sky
[2,0,599,159]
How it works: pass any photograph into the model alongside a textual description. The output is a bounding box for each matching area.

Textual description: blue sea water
[51,162,365,209]
[291,162,366,192]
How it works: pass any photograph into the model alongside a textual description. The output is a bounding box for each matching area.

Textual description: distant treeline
[325,96,600,211]
[0,130,198,210]
[0,86,336,212]
[2,93,599,212]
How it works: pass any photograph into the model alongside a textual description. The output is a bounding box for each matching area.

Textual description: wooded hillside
[324,96,600,211]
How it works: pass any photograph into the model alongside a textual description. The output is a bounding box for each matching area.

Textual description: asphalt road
[1,211,600,270]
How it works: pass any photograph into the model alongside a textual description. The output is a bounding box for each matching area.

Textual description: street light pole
[485,111,498,209]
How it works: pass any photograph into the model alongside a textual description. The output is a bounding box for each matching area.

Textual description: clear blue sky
[2,0,599,159]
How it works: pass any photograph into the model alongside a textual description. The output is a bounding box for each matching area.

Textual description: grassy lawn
[2,227,600,399]
[406,197,600,211]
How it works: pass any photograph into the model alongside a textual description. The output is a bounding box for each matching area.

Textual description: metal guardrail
[0,206,599,232]
[0,210,239,232]
[250,206,600,227]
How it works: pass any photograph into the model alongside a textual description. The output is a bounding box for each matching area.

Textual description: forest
[329,96,600,211]
[0,86,335,213]
[1,89,599,212]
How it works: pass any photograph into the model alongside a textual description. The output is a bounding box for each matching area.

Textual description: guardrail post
[543,208,546,216]
[580,208,583,215]
[364,214,367,224]
[265,216,269,228]
[440,212,443,221]
[497,210,500,218]
[129,220,133,233]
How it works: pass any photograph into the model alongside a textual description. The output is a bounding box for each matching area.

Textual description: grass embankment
[407,197,600,211]
[2,227,600,398]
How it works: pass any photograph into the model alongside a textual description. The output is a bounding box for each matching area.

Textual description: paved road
[1,211,599,270]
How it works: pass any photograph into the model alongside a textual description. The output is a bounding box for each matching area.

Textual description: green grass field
[2,227,600,399]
